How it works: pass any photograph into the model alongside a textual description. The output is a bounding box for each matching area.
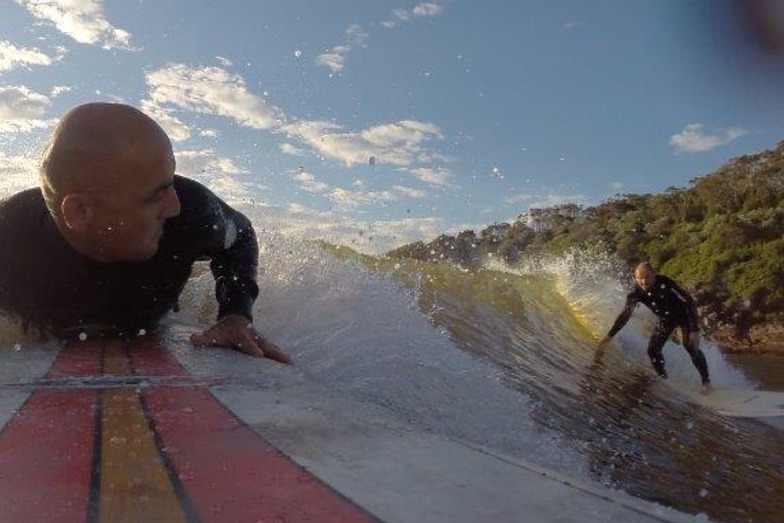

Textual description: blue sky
[1,0,784,252]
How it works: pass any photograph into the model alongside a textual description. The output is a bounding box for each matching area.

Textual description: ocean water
[1,225,783,522]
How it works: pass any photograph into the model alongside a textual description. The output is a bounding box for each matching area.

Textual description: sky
[1,0,784,253]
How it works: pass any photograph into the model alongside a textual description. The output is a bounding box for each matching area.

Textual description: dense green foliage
[389,141,784,330]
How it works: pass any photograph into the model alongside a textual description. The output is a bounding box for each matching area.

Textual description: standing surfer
[598,262,710,388]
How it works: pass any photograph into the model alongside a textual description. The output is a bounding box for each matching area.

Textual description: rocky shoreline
[703,319,784,355]
[696,290,784,355]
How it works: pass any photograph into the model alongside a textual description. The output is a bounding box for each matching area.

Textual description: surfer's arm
[189,192,290,363]
[207,203,259,322]
[174,175,260,321]
[604,293,638,340]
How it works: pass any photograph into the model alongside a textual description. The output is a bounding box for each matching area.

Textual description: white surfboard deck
[680,385,784,418]
[593,336,784,419]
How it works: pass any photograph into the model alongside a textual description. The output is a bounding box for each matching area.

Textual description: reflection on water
[727,354,784,392]
[404,260,784,523]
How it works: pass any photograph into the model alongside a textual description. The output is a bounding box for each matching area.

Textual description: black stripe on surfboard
[130,336,202,523]
[85,341,106,523]
[137,390,202,523]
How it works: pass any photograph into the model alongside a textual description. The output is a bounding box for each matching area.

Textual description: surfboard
[680,385,784,418]
[596,339,784,418]
[0,333,699,522]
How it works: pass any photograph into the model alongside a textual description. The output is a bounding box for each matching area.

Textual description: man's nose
[161,187,181,219]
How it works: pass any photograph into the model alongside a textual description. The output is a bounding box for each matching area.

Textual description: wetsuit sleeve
[207,201,259,322]
[607,292,638,338]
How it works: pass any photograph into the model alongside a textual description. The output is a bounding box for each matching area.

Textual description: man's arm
[181,178,290,363]
[207,201,259,321]
[598,292,638,348]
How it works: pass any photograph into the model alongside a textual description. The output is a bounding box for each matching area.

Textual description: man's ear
[60,194,93,231]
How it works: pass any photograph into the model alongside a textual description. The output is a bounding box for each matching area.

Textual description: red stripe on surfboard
[0,389,97,522]
[127,336,187,376]
[144,387,374,522]
[46,340,103,378]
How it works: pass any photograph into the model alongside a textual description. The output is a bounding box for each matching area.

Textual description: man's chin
[140,244,161,260]
[127,242,160,262]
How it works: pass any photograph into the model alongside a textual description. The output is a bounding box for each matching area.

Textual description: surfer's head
[634,262,656,291]
[41,103,181,262]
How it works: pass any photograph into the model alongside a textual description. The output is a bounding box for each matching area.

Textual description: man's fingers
[259,340,292,364]
[190,332,215,347]
[189,320,291,364]
[231,331,265,357]
[249,330,292,364]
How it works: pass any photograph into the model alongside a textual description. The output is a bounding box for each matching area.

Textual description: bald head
[634,262,656,291]
[39,103,180,262]
[40,102,173,214]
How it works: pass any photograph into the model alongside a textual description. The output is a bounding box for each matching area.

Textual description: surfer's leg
[682,328,710,385]
[647,324,672,378]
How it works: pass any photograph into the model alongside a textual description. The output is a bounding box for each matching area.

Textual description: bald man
[0,102,289,363]
[598,263,710,386]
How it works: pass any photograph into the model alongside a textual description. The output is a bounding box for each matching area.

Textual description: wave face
[411,248,783,523]
[178,236,781,523]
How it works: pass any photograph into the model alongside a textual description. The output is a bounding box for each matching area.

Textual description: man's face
[87,140,180,262]
[634,267,656,291]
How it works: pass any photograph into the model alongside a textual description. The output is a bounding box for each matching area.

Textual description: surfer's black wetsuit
[607,275,710,384]
[0,176,258,339]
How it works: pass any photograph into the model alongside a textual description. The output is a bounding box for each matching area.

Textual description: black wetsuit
[0,175,258,339]
[607,275,710,384]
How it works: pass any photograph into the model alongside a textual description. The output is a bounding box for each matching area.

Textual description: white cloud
[175,149,252,201]
[238,201,448,253]
[282,119,443,168]
[144,63,447,178]
[564,21,586,30]
[0,152,38,197]
[329,187,397,209]
[215,56,233,67]
[288,168,329,194]
[50,85,70,96]
[145,63,284,130]
[503,193,585,208]
[315,45,350,73]
[176,149,245,175]
[140,99,192,142]
[14,0,133,50]
[383,2,448,28]
[0,40,53,71]
[203,175,254,202]
[315,24,368,73]
[412,2,446,17]
[392,185,427,198]
[669,123,747,154]
[280,142,306,156]
[410,166,452,187]
[0,85,54,133]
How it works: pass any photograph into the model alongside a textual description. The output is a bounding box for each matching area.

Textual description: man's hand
[190,314,291,364]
